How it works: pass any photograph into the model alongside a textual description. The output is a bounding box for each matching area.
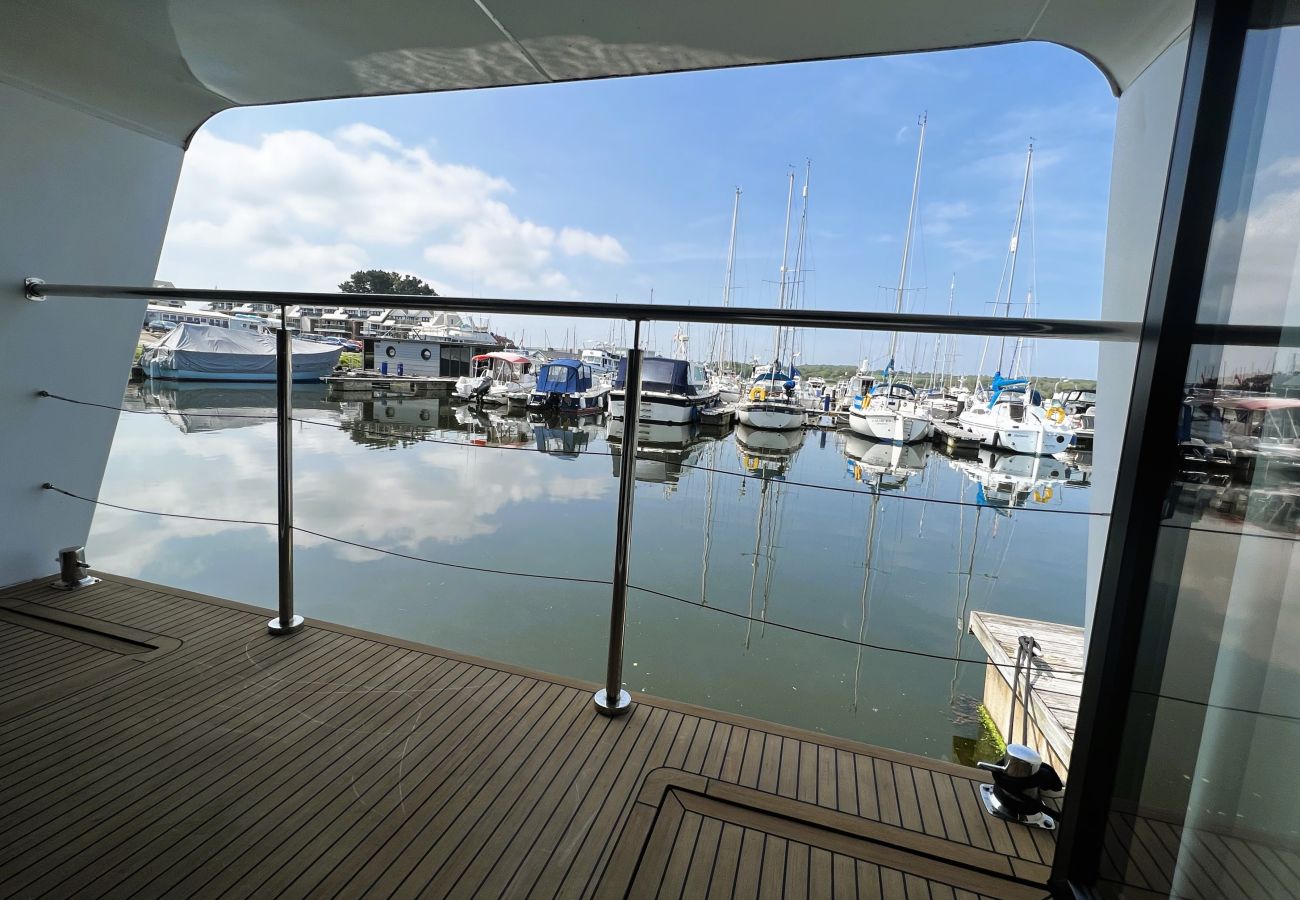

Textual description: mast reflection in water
[93,381,1094,765]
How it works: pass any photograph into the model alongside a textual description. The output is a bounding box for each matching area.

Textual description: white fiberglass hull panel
[847,407,932,444]
[735,401,803,431]
[609,387,719,424]
[957,405,1075,455]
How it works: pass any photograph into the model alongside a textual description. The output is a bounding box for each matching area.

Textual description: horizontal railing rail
[25,278,1138,342]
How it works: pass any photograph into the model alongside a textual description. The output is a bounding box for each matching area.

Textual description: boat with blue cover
[527,358,609,415]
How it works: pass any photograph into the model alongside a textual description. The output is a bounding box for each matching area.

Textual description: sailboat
[710,188,744,404]
[736,165,809,432]
[957,143,1076,455]
[848,115,934,445]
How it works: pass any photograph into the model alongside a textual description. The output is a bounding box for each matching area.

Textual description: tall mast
[996,142,1033,372]
[789,161,812,371]
[772,169,797,372]
[889,113,927,373]
[719,187,741,372]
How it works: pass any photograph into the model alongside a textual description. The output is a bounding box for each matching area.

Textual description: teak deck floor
[0,574,1055,899]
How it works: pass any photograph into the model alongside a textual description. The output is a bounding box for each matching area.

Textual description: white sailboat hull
[736,401,804,431]
[847,407,932,444]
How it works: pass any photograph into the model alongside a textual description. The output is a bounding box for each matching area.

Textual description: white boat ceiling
[1,0,1192,145]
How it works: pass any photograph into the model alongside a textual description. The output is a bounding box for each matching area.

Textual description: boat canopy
[535,359,593,394]
[870,383,918,399]
[614,357,699,396]
[755,368,800,382]
[471,352,530,366]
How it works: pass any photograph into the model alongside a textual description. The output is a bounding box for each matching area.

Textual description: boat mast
[789,161,812,371]
[772,170,796,375]
[996,142,1033,373]
[718,187,742,374]
[889,113,927,381]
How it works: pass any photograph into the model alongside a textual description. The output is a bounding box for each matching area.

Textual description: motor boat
[527,358,609,416]
[957,377,1075,455]
[609,356,720,424]
[454,351,536,405]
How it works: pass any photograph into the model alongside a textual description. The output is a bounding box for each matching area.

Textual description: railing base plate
[593,688,632,717]
[267,615,304,635]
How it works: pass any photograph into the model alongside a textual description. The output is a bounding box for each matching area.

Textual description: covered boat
[527,358,608,415]
[138,323,342,382]
[608,356,720,425]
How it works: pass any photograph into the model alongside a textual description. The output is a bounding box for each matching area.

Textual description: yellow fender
[1046,406,1067,425]
[1034,486,1054,503]
[853,463,863,483]
[748,385,767,402]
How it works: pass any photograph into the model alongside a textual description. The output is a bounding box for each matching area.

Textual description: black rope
[43,483,612,587]
[41,483,276,527]
[38,391,278,421]
[291,526,613,586]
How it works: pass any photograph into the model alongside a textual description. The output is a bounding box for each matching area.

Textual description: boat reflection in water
[733,424,807,650]
[530,413,606,459]
[335,395,457,449]
[607,417,710,490]
[841,431,929,485]
[949,447,1075,513]
[453,403,531,447]
[132,380,280,434]
[733,423,805,479]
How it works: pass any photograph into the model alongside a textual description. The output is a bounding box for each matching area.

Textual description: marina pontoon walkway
[0,574,1055,899]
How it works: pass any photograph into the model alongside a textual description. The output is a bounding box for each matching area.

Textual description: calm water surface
[89,380,1098,765]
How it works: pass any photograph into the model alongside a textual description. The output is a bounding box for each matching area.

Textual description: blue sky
[160,41,1117,377]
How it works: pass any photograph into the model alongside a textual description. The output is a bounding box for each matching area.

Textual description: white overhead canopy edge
[0,0,1192,146]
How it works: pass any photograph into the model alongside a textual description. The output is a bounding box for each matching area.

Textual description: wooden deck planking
[0,573,1074,899]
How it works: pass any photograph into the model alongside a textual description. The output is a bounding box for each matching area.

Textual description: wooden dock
[932,421,981,455]
[969,611,1083,778]
[0,574,1057,899]
[324,372,457,398]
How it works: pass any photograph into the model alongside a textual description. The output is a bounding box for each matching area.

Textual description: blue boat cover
[536,359,592,394]
[614,357,697,396]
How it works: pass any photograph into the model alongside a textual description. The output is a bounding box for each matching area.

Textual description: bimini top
[472,352,531,366]
[755,368,800,382]
[614,357,698,396]
[536,359,593,394]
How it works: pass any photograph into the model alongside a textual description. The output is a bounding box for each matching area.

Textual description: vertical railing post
[595,320,643,715]
[268,307,304,635]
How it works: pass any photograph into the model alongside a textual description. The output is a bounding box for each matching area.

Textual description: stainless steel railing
[23,276,1148,716]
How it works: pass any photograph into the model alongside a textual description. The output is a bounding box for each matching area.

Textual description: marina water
[90,381,1095,765]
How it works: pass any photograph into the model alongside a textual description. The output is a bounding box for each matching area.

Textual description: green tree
[338,270,438,295]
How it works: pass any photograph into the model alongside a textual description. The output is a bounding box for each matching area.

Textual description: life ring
[748,385,767,402]
[1034,486,1054,503]
[1046,406,1067,424]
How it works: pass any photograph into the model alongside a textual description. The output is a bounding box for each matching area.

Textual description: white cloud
[335,123,401,150]
[922,200,974,238]
[160,125,627,294]
[558,227,629,263]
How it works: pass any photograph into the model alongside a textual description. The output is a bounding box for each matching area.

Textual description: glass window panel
[1098,18,1300,899]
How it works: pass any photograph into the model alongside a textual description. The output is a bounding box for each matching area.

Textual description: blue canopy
[614,357,697,395]
[755,368,799,382]
[536,359,592,394]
